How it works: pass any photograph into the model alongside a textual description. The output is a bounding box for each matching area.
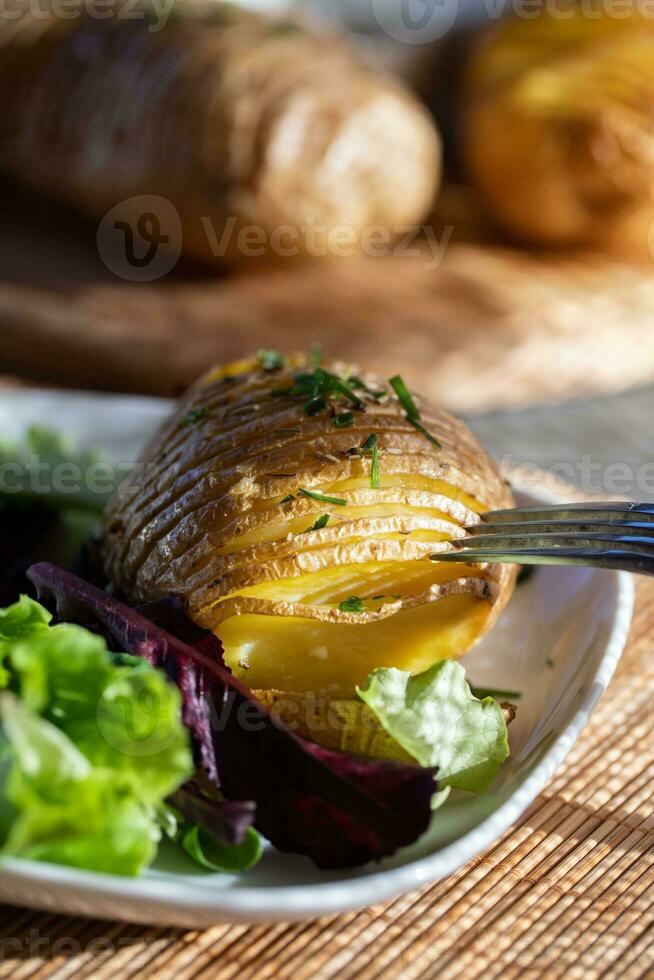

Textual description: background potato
[463,6,654,256]
[102,354,515,702]
[0,0,441,265]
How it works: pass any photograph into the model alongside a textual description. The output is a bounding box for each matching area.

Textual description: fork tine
[452,531,654,554]
[482,503,654,524]
[436,548,653,574]
[441,502,654,576]
[466,519,654,538]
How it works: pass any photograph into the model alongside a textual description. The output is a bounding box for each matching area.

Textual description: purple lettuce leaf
[27,562,437,869]
[168,782,256,849]
[135,596,224,782]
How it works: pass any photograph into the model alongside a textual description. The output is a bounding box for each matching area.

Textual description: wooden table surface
[4,180,654,415]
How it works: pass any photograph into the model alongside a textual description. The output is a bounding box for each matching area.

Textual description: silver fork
[438,502,654,575]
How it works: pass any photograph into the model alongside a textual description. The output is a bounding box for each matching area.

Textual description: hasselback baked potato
[0,0,440,264]
[102,354,515,716]
[463,5,654,255]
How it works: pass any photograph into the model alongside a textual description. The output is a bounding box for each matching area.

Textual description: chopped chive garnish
[339,596,365,613]
[470,686,522,702]
[348,433,381,486]
[310,344,322,369]
[388,374,441,447]
[332,411,355,429]
[409,418,441,448]
[298,488,347,506]
[280,493,295,504]
[389,375,420,421]
[304,513,330,533]
[182,407,209,425]
[257,349,286,371]
[269,361,366,418]
[370,444,380,489]
[321,372,364,409]
[372,594,402,601]
[304,396,326,416]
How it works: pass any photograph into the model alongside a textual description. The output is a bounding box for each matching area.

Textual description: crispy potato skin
[0,1,440,264]
[101,355,515,695]
[463,9,654,256]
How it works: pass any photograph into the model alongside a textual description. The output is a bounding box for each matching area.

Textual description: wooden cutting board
[3,180,654,414]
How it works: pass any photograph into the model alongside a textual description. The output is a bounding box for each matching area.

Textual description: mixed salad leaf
[28,563,438,870]
[357,661,509,794]
[0,591,263,876]
[0,596,192,874]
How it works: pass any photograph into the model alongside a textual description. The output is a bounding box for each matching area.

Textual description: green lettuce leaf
[0,597,193,875]
[0,594,52,643]
[0,595,52,687]
[0,696,160,875]
[357,660,509,794]
[9,624,191,803]
[179,823,263,873]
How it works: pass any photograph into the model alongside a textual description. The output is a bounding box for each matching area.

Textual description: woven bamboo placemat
[0,575,649,978]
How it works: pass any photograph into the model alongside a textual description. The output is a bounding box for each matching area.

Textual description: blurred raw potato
[0,1,441,264]
[463,6,654,256]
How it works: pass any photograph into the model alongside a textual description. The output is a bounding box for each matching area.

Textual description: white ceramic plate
[0,390,635,926]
